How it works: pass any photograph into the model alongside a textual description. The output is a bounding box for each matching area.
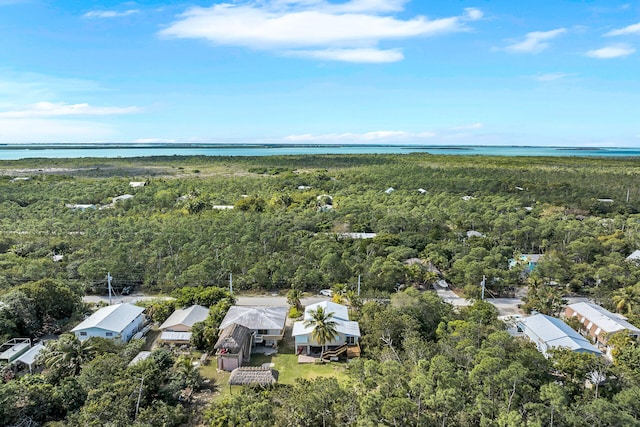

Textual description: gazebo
[228,367,278,388]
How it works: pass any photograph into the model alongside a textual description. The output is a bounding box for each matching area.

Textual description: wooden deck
[346,344,361,358]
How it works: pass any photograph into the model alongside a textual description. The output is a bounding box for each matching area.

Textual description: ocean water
[0,144,639,160]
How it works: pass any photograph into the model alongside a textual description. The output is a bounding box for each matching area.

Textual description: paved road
[83,291,590,318]
[82,293,331,306]
[82,294,171,305]
[236,295,330,306]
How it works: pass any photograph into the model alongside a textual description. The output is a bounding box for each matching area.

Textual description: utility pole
[357,275,361,296]
[107,272,113,305]
[135,376,144,419]
[229,273,233,295]
[481,275,486,300]
[627,188,630,203]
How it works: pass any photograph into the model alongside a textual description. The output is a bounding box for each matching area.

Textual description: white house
[626,250,640,262]
[292,301,360,356]
[129,181,146,188]
[71,303,145,343]
[517,314,601,358]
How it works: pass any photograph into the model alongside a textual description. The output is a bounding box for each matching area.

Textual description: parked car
[319,289,333,297]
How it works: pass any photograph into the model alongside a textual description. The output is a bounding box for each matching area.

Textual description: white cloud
[133,138,177,143]
[160,1,482,63]
[451,123,483,130]
[0,118,115,143]
[586,45,635,58]
[505,28,566,54]
[0,102,140,118]
[284,130,436,142]
[288,48,404,62]
[532,72,574,81]
[605,22,640,36]
[84,9,139,19]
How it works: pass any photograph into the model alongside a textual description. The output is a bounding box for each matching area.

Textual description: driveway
[432,282,526,316]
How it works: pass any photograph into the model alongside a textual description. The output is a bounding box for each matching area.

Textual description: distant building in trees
[509,254,543,273]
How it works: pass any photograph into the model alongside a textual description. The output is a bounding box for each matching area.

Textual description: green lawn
[198,349,350,400]
[247,352,348,385]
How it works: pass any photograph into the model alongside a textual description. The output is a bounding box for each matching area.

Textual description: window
[257,329,268,335]
[80,332,87,336]
[106,332,113,337]
[346,336,356,345]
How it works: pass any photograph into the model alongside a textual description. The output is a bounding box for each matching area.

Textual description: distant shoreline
[0,143,638,160]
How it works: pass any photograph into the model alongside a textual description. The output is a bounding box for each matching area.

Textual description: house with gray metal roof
[565,302,640,357]
[219,306,288,347]
[517,314,601,358]
[71,303,145,343]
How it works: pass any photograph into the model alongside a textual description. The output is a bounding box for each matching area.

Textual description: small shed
[228,367,278,387]
[128,351,152,366]
[384,187,395,194]
[14,342,46,373]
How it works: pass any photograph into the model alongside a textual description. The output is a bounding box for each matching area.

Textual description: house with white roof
[626,250,640,262]
[219,306,288,348]
[112,194,134,203]
[160,304,209,343]
[71,303,145,343]
[565,302,640,357]
[517,314,601,358]
[160,305,209,332]
[292,301,360,358]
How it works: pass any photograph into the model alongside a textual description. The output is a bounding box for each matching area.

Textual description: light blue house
[71,303,145,343]
[292,301,360,357]
[509,254,543,273]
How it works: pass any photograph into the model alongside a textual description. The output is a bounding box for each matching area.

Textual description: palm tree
[612,286,639,315]
[286,288,303,311]
[303,306,339,353]
[345,290,362,313]
[44,333,95,376]
[331,283,348,305]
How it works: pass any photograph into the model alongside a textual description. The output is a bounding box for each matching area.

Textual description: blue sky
[0,0,639,146]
